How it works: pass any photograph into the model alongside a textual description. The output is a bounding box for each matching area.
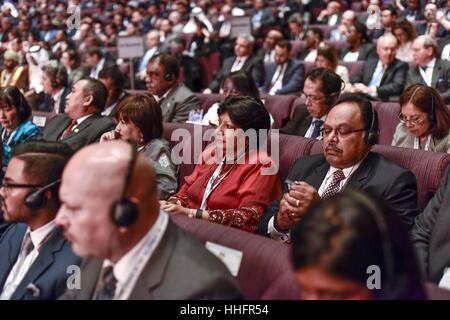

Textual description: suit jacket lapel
[366,59,378,84]
[306,159,330,190]
[64,113,100,140]
[345,153,374,190]
[0,225,26,289]
[160,87,178,118]
[11,228,65,299]
[128,220,177,300]
[431,60,442,87]
[380,60,395,84]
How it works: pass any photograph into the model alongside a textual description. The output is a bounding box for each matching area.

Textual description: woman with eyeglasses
[392,84,450,153]
[0,86,40,167]
[161,96,282,232]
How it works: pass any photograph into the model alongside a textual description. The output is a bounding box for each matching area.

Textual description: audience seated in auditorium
[205,34,265,93]
[316,1,342,26]
[86,48,113,80]
[41,60,70,114]
[330,10,357,41]
[416,2,447,38]
[292,189,426,300]
[372,5,398,39]
[392,17,417,64]
[0,141,81,300]
[42,78,116,151]
[315,43,350,83]
[98,65,129,117]
[392,84,450,153]
[60,49,87,88]
[57,141,240,300]
[340,21,376,62]
[287,13,306,41]
[400,0,425,23]
[136,30,161,85]
[280,68,342,138]
[260,93,419,242]
[0,86,40,167]
[146,53,201,123]
[162,96,282,233]
[345,34,408,101]
[406,35,450,104]
[412,166,450,287]
[100,94,177,200]
[0,50,28,92]
[249,0,276,38]
[262,40,304,96]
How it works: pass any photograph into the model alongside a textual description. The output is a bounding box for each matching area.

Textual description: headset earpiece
[164,73,173,81]
[111,143,139,227]
[24,180,61,209]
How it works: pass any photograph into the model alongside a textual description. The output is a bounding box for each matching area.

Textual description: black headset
[111,143,139,227]
[365,101,379,146]
[25,179,61,209]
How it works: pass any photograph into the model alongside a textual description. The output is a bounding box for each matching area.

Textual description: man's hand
[276,181,320,231]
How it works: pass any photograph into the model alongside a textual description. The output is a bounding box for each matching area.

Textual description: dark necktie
[50,97,56,113]
[95,265,117,300]
[21,233,34,258]
[60,119,77,140]
[322,169,346,199]
[310,119,324,139]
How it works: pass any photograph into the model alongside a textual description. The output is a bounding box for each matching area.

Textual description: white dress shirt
[52,87,65,114]
[230,56,248,72]
[89,58,105,79]
[0,220,57,300]
[268,63,286,95]
[304,115,327,139]
[419,58,436,86]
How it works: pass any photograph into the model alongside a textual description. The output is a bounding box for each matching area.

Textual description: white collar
[27,220,57,250]
[75,113,94,125]
[426,58,436,69]
[154,87,173,102]
[52,87,64,101]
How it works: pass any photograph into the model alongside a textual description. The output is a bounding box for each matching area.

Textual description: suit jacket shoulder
[161,84,200,123]
[279,105,312,136]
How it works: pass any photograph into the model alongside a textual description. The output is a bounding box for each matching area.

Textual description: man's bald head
[56,141,159,260]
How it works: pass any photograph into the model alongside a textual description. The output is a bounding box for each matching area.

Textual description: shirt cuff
[267,216,291,243]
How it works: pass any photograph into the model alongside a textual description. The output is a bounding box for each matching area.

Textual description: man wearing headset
[280,68,343,138]
[56,141,240,300]
[259,93,418,243]
[146,53,201,123]
[0,141,81,300]
[41,60,70,114]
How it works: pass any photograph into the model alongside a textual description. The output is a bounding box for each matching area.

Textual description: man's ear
[83,94,93,107]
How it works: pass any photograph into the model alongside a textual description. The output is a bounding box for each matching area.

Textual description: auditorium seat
[323,40,348,55]
[170,214,302,300]
[308,24,335,39]
[195,93,221,114]
[302,61,315,75]
[260,93,299,129]
[340,61,365,82]
[290,40,307,58]
[372,101,400,145]
[31,111,55,128]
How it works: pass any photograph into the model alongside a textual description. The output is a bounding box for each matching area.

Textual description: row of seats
[163,122,450,212]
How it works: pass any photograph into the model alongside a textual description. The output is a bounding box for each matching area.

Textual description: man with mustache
[0,141,80,299]
[259,93,418,243]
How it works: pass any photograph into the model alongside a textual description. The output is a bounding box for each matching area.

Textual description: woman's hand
[100,130,119,143]
[160,200,192,216]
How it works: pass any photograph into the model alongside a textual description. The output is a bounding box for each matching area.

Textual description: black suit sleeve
[249,58,265,88]
[277,62,304,95]
[279,106,310,136]
[411,168,450,278]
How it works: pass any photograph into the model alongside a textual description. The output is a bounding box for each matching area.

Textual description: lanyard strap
[413,135,431,151]
[200,159,226,210]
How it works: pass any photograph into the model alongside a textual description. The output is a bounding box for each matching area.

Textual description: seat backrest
[323,40,348,55]
[372,101,400,145]
[194,93,222,114]
[170,214,302,300]
[290,40,307,58]
[260,93,299,129]
[31,111,56,128]
[302,61,316,76]
[308,24,335,39]
[340,61,366,82]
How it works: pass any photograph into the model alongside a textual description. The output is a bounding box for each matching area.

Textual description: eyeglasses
[301,92,326,102]
[398,114,426,126]
[0,182,42,194]
[321,127,367,138]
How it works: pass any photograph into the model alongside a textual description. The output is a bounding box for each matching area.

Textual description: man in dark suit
[256,29,283,66]
[42,78,116,151]
[40,61,70,114]
[415,2,447,38]
[280,68,343,137]
[400,0,425,22]
[0,141,80,300]
[411,166,450,285]
[259,93,418,242]
[98,65,129,117]
[346,34,408,101]
[406,35,450,103]
[372,5,398,39]
[263,40,304,95]
[146,53,201,123]
[205,34,265,93]
[57,141,240,300]
[249,0,276,37]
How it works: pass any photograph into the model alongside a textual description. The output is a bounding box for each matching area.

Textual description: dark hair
[399,84,450,139]
[276,40,292,52]
[222,71,260,100]
[80,78,108,111]
[63,48,80,67]
[307,27,324,42]
[218,95,270,135]
[98,65,125,90]
[88,47,103,59]
[116,94,163,143]
[392,17,417,42]
[288,13,303,24]
[332,93,379,144]
[150,53,180,79]
[291,189,426,300]
[13,141,74,200]
[42,60,69,88]
[306,68,343,104]
[381,4,398,16]
[317,43,338,71]
[0,86,32,124]
[352,21,370,43]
